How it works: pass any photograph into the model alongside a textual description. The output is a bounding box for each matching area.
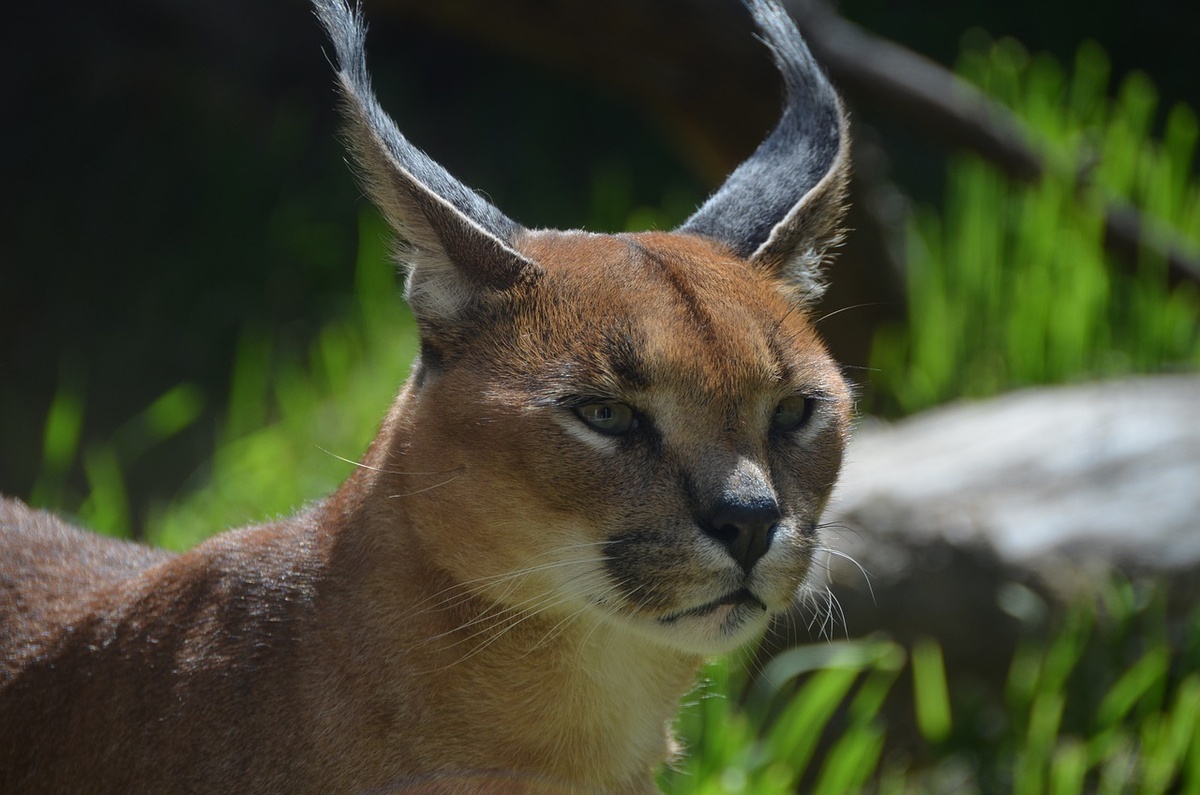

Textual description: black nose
[700,495,781,573]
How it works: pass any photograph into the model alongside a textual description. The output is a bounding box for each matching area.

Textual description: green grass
[30,206,417,548]
[665,581,1200,794]
[145,206,419,549]
[661,640,906,794]
[870,36,1200,415]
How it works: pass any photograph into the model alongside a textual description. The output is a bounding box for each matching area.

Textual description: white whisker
[420,590,583,674]
[388,472,465,499]
[403,554,611,625]
[317,446,465,478]
[816,545,876,605]
[814,301,896,325]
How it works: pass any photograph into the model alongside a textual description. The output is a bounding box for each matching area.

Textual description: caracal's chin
[649,598,776,655]
[583,578,793,656]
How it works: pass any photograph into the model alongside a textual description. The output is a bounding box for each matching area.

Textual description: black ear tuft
[311,0,538,323]
[678,0,850,303]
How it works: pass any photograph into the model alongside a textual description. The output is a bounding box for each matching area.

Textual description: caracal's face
[403,230,850,656]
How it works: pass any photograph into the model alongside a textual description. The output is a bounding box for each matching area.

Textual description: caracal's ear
[678,0,850,304]
[312,0,539,325]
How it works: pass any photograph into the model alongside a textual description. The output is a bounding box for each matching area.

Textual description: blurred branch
[1102,204,1200,286]
[784,0,1044,181]
[785,0,1200,288]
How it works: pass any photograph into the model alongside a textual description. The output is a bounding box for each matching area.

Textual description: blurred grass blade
[78,444,131,537]
[911,637,953,744]
[31,371,85,507]
[1096,647,1170,728]
[143,384,205,443]
[811,724,886,795]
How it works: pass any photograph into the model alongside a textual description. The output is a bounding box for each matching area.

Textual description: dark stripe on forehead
[601,324,651,390]
[620,236,719,344]
[531,321,651,399]
[764,327,796,385]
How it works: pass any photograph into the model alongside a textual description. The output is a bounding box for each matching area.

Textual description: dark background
[2,0,1197,529]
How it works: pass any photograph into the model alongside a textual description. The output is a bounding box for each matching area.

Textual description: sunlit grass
[667,582,1200,794]
[147,207,419,549]
[30,206,417,546]
[661,640,905,794]
[870,37,1200,415]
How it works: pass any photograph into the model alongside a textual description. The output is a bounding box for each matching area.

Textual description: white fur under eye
[555,413,619,453]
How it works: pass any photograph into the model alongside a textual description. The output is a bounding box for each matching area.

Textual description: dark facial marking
[619,237,719,346]
[600,325,651,391]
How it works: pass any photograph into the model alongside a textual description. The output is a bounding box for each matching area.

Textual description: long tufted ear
[678,0,850,304]
[312,0,539,325]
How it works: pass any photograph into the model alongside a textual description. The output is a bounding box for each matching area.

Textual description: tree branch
[785,0,1200,288]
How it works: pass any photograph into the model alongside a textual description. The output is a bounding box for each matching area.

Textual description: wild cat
[0,0,851,792]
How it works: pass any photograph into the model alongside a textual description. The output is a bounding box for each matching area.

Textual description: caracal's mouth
[658,587,767,624]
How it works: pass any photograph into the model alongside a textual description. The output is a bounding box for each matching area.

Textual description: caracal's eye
[575,402,637,435]
[771,396,814,433]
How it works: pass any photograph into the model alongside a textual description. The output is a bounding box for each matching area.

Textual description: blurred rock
[807,375,1200,652]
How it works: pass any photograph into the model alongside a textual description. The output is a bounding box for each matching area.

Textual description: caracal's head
[315,0,851,655]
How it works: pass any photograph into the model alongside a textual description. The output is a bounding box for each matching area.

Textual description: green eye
[771,396,814,433]
[574,402,637,435]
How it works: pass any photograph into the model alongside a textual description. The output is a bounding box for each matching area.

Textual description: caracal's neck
[408,596,704,792]
[319,398,704,792]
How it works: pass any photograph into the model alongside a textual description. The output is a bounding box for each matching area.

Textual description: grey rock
[787,376,1200,652]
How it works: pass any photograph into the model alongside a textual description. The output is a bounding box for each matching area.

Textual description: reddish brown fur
[1,231,849,794]
[3,0,854,786]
